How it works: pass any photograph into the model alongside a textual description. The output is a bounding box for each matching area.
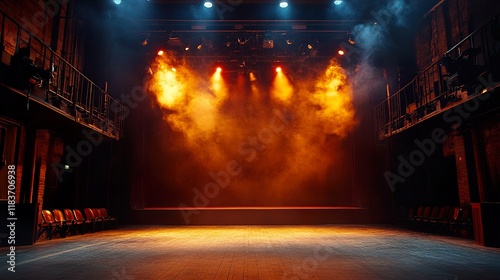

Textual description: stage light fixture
[157,50,164,56]
[276,67,282,73]
[338,50,345,56]
[279,1,289,8]
[185,47,190,51]
[113,0,122,5]
[263,39,274,49]
[204,1,213,8]
[334,0,343,5]
[216,67,222,73]
[249,72,257,82]
[238,38,249,45]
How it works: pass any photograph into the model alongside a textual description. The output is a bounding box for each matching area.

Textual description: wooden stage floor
[2,225,500,279]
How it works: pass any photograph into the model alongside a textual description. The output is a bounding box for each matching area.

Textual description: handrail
[0,9,125,140]
[375,15,500,140]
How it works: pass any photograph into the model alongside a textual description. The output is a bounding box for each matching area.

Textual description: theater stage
[2,225,500,279]
[127,206,376,225]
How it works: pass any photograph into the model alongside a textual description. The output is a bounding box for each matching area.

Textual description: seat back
[415,206,425,217]
[92,208,102,218]
[429,206,441,219]
[63,209,76,222]
[99,208,110,217]
[53,209,66,223]
[437,206,450,219]
[73,209,85,222]
[84,208,95,220]
[448,207,460,220]
[41,210,55,223]
[422,206,432,218]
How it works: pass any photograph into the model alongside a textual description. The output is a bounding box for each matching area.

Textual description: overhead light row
[114,0,341,7]
[203,1,343,9]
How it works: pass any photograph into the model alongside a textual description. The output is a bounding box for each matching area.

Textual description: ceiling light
[249,72,257,82]
[204,1,213,8]
[279,1,288,8]
[238,38,249,45]
[334,0,343,5]
[263,39,274,49]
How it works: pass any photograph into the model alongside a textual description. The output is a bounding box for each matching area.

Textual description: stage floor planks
[2,225,500,279]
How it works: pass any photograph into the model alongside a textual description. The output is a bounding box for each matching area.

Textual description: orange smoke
[309,64,357,137]
[146,54,357,206]
[272,70,293,103]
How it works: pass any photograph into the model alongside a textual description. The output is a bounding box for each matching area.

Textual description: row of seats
[399,205,473,237]
[37,208,117,240]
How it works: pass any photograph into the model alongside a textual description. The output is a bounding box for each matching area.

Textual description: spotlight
[185,47,190,51]
[279,1,288,8]
[307,44,313,50]
[276,67,282,73]
[216,67,222,73]
[141,39,148,46]
[338,50,345,56]
[204,1,213,8]
[171,68,177,72]
[333,0,343,5]
[157,50,164,56]
[197,44,202,50]
[249,72,257,82]
[113,0,122,5]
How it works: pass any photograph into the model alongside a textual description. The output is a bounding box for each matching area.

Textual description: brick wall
[415,0,470,73]
[451,121,500,205]
[35,130,51,224]
[479,121,500,201]
[453,132,471,205]
[0,0,73,62]
[14,126,26,203]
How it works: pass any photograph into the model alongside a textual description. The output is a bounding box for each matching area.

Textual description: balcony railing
[0,10,125,140]
[375,16,500,140]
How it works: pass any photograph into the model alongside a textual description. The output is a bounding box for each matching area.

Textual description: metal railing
[375,16,500,140]
[0,10,125,140]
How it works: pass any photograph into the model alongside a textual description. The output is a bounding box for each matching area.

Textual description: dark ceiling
[83,0,439,73]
